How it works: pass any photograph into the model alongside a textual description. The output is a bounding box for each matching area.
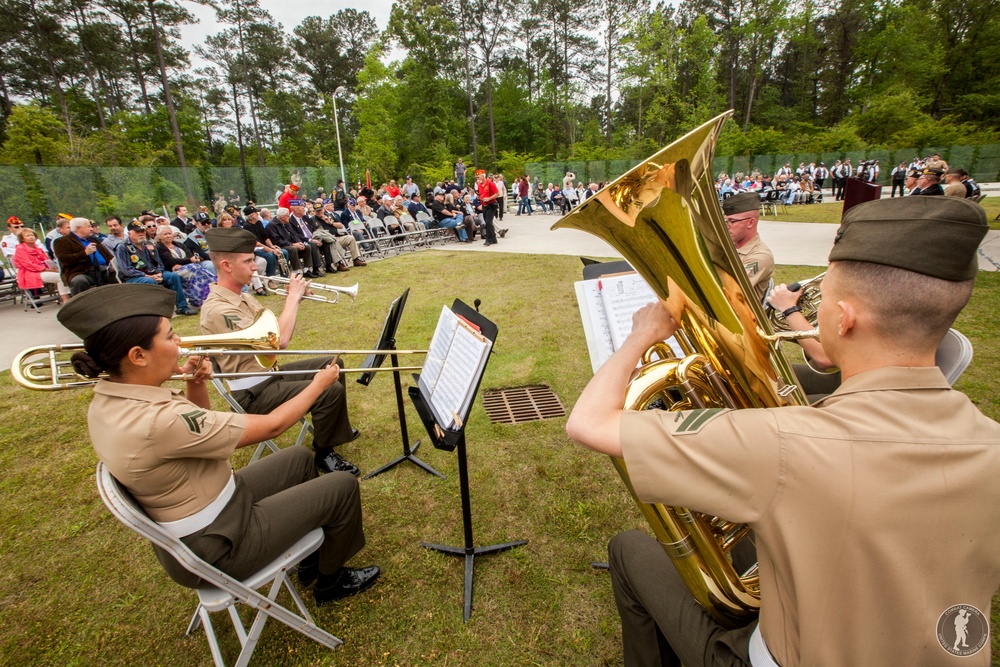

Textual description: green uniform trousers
[609,530,756,667]
[233,356,354,451]
[158,445,365,586]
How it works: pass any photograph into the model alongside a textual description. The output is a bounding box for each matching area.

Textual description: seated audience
[13,227,69,304]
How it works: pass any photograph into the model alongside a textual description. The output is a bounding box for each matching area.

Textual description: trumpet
[11,310,425,391]
[265,276,358,303]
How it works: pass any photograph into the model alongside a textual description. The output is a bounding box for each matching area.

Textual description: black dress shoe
[315,450,359,476]
[314,566,381,606]
[345,427,361,443]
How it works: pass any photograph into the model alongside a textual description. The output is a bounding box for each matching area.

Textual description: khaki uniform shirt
[89,380,246,522]
[621,366,1000,666]
[200,283,265,375]
[737,234,774,303]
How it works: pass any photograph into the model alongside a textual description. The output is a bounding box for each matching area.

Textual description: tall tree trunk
[486,60,496,160]
[146,0,192,198]
[123,20,151,113]
[72,7,107,132]
[232,83,250,199]
[604,30,612,144]
[0,73,12,119]
[30,0,74,155]
[234,2,266,166]
[462,39,479,167]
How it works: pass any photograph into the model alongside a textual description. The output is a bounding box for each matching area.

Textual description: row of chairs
[351,213,457,260]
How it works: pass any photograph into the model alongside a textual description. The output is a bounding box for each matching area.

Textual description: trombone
[265,276,358,303]
[12,310,425,391]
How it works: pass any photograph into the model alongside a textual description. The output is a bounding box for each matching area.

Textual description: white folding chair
[96,462,341,667]
[210,375,313,463]
[935,328,974,386]
[364,217,401,255]
[348,221,383,259]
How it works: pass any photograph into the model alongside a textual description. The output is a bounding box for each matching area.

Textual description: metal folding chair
[935,328,974,386]
[96,462,341,667]
[347,221,382,259]
[210,375,313,463]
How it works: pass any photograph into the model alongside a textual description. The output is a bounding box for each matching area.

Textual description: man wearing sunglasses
[723,192,773,303]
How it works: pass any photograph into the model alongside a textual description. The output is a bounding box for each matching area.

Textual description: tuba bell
[554,111,808,627]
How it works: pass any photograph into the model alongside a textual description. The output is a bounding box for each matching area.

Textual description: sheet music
[574,280,615,373]
[418,306,492,429]
[574,272,683,372]
[600,273,658,349]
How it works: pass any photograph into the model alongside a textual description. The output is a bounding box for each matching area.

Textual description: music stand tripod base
[363,350,445,481]
[419,538,528,622]
[363,438,445,480]
[418,431,526,622]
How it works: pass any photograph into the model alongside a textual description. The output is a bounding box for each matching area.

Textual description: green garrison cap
[205,227,256,253]
[57,284,175,340]
[829,197,987,281]
[721,192,761,216]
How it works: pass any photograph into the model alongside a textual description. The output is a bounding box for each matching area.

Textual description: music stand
[359,288,445,480]
[408,299,527,621]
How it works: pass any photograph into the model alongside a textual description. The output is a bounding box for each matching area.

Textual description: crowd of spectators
[714,152,982,208]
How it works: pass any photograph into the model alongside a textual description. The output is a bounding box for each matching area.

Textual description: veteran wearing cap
[723,192,774,303]
[566,197,1000,666]
[915,168,945,196]
[201,228,361,476]
[58,283,379,605]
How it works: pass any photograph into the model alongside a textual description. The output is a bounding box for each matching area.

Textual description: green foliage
[351,44,400,184]
[0,103,67,165]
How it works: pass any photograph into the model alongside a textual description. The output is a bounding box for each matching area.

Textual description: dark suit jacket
[53,233,113,285]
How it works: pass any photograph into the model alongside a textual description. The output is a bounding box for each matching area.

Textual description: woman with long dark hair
[58,283,379,603]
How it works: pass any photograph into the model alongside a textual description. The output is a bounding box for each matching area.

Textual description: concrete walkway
[2,212,997,371]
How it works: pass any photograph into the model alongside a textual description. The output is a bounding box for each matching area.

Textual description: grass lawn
[762,197,1000,229]
[1,251,998,665]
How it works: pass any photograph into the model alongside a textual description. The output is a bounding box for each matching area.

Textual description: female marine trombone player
[56,283,380,604]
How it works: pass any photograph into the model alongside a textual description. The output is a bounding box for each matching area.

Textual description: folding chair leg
[186,606,204,635]
[249,439,280,464]
[198,606,227,667]
[228,604,249,646]
[294,419,313,448]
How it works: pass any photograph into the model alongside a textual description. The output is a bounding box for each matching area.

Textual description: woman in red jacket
[13,228,69,305]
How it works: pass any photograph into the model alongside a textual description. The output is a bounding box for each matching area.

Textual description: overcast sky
[183,0,398,68]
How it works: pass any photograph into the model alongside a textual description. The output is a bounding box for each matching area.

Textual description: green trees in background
[0,0,997,198]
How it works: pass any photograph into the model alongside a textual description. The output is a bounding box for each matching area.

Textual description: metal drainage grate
[482,384,566,425]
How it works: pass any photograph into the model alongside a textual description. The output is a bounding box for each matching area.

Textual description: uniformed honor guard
[58,283,380,605]
[722,192,774,303]
[200,227,361,476]
[566,196,1000,666]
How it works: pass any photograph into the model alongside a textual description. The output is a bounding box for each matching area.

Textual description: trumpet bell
[264,277,358,304]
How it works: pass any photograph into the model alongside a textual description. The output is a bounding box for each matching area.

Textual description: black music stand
[358,289,445,480]
[409,299,527,621]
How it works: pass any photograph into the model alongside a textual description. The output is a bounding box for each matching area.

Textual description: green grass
[0,253,998,666]
[762,197,1000,229]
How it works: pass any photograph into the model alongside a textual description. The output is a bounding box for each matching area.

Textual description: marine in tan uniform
[200,227,360,476]
[722,192,774,303]
[566,197,1000,666]
[57,283,380,606]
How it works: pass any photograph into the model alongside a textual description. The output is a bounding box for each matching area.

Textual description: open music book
[575,271,683,372]
[418,305,493,429]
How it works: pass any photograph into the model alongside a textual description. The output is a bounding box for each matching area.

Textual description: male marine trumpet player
[567,197,1000,666]
[201,227,361,476]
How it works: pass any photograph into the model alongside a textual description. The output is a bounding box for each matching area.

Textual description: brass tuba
[554,112,807,627]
